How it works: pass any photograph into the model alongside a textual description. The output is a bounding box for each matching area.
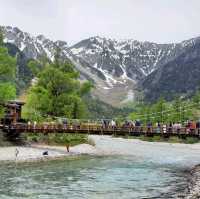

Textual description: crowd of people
[101,119,200,134]
[25,118,200,135]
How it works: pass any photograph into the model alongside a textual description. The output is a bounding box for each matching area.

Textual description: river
[1,135,200,198]
[0,156,188,199]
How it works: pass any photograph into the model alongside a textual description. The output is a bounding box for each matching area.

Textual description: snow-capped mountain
[70,36,198,82]
[142,37,200,101]
[1,26,199,105]
[2,26,68,61]
[69,36,197,105]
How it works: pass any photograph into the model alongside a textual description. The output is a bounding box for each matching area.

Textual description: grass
[0,130,18,146]
[184,137,199,144]
[0,138,14,147]
[23,133,90,147]
[116,134,200,144]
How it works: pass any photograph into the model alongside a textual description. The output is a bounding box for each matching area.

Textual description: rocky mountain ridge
[142,37,200,101]
[1,25,200,105]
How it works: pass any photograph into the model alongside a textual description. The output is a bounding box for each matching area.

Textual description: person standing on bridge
[177,122,182,134]
[33,121,37,132]
[63,118,68,130]
[162,124,167,134]
[33,121,37,127]
[27,121,31,130]
[196,120,200,135]
[135,120,141,134]
[168,122,173,134]
[147,121,152,134]
[111,120,116,130]
[190,120,196,134]
[156,122,161,134]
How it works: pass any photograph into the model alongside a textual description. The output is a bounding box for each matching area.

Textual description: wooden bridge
[2,123,200,139]
[1,100,200,139]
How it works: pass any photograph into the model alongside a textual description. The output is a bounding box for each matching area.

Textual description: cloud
[0,0,199,45]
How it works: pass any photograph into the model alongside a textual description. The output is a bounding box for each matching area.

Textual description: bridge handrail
[8,123,200,136]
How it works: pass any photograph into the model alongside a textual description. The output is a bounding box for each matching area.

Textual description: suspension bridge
[1,100,200,139]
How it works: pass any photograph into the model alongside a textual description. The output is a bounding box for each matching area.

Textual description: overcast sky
[0,0,200,45]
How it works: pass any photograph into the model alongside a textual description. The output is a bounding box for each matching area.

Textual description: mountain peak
[2,25,200,105]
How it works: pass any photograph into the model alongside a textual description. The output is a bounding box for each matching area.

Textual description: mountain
[141,37,200,101]
[69,37,193,105]
[1,25,200,105]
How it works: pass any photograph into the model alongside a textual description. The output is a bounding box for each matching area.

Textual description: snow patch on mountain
[2,26,200,106]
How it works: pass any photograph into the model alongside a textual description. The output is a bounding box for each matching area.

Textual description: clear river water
[0,155,188,199]
[2,135,200,199]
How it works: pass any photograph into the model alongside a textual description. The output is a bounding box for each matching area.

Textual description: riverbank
[2,135,200,164]
[0,143,100,163]
[118,134,200,144]
[180,164,200,199]
[1,135,200,198]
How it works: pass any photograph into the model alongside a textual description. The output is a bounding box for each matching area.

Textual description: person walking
[15,148,19,161]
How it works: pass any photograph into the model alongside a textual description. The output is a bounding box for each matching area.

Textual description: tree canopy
[129,94,200,125]
[0,29,16,101]
[24,55,92,121]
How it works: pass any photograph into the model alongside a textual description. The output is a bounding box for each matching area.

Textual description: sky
[0,0,200,45]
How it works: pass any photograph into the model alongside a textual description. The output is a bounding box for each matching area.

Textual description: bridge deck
[3,124,200,138]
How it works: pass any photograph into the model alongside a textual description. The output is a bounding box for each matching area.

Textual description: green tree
[0,29,16,117]
[24,57,92,121]
[192,91,200,109]
[168,97,192,123]
[151,97,167,123]
[0,28,4,46]
[28,60,43,77]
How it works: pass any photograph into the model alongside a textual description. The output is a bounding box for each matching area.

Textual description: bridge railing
[9,123,200,137]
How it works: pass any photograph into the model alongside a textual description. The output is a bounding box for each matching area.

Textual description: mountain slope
[2,25,200,105]
[5,43,32,94]
[69,37,200,105]
[142,38,200,101]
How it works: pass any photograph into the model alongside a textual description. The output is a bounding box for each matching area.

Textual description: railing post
[87,120,89,134]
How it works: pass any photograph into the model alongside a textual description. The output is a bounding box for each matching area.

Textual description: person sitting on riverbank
[43,151,48,156]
